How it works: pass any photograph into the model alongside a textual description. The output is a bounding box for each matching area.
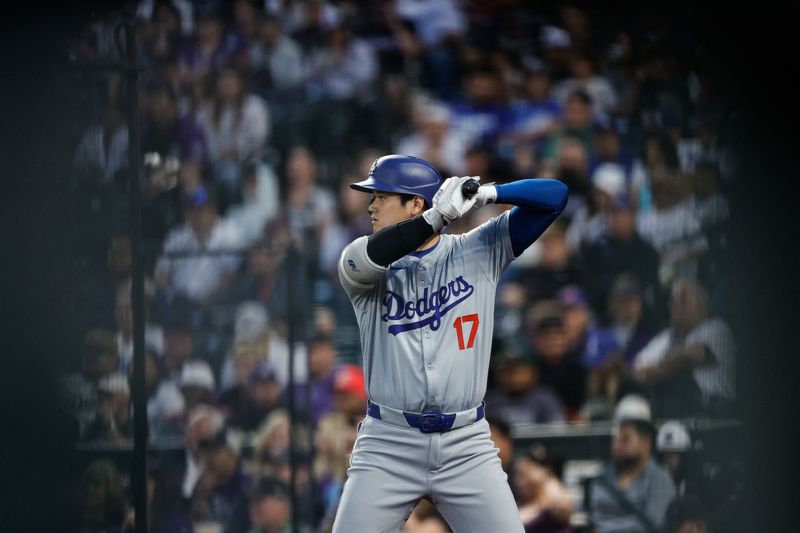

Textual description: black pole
[286,241,299,532]
[301,234,314,532]
[120,18,148,533]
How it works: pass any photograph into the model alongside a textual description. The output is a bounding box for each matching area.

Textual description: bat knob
[461,178,479,198]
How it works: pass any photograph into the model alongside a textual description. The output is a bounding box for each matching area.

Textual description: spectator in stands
[219,361,282,432]
[285,145,336,232]
[138,349,184,440]
[283,0,338,53]
[677,117,721,175]
[246,476,292,533]
[526,300,587,420]
[220,298,309,393]
[540,90,596,179]
[179,359,216,413]
[306,11,379,102]
[485,339,565,426]
[636,170,707,287]
[395,98,468,177]
[600,30,640,121]
[114,293,164,374]
[630,133,681,213]
[635,49,688,140]
[587,394,675,533]
[189,426,252,528]
[195,66,270,194]
[511,218,583,304]
[305,15,380,157]
[448,66,509,148]
[62,328,120,435]
[219,302,269,393]
[633,278,736,418]
[80,373,132,445]
[558,4,595,51]
[161,299,196,382]
[136,0,184,64]
[487,417,515,474]
[155,184,246,306]
[226,231,290,325]
[225,159,280,246]
[183,405,225,497]
[148,460,194,533]
[286,334,338,427]
[314,412,358,529]
[513,443,573,532]
[656,420,693,496]
[557,285,617,370]
[590,116,635,179]
[566,161,627,252]
[503,63,562,154]
[663,496,708,533]
[604,274,659,367]
[252,409,292,474]
[178,8,243,83]
[582,194,661,323]
[538,24,572,79]
[581,276,656,421]
[688,161,729,282]
[72,98,128,185]
[551,138,592,222]
[553,51,617,119]
[689,161,728,231]
[394,0,466,100]
[67,460,131,533]
[74,233,134,333]
[229,0,261,47]
[141,81,208,166]
[318,176,373,275]
[332,363,368,423]
[248,13,305,100]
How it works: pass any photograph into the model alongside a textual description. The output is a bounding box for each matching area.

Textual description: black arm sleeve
[366,215,436,267]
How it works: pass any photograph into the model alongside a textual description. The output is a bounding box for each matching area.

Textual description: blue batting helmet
[350,155,442,207]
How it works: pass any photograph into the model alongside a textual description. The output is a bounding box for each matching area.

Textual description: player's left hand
[427,176,480,227]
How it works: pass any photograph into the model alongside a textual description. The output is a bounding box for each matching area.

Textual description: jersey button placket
[424,325,437,407]
[415,264,435,406]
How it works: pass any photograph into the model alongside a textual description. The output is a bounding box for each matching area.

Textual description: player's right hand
[427,176,480,227]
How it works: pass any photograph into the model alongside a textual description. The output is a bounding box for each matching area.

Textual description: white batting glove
[472,184,498,209]
[423,176,480,231]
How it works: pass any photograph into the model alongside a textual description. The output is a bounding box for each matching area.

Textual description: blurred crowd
[60,1,741,532]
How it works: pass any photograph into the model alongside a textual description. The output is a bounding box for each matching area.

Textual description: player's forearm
[494,178,569,211]
[339,215,438,288]
[366,215,436,266]
[490,179,569,256]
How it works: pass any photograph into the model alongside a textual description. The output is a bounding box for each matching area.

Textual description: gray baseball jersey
[333,210,525,533]
[339,210,514,414]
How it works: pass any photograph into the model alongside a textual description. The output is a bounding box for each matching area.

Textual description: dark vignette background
[0,1,796,531]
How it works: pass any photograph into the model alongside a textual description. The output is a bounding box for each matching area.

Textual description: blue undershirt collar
[409,237,440,258]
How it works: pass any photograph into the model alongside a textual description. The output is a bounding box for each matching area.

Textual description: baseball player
[333,155,568,532]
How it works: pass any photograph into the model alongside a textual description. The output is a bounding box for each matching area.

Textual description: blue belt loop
[367,400,381,420]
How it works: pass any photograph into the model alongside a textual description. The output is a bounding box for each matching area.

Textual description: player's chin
[371,220,383,232]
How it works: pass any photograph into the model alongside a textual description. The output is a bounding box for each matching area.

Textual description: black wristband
[366,215,435,267]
